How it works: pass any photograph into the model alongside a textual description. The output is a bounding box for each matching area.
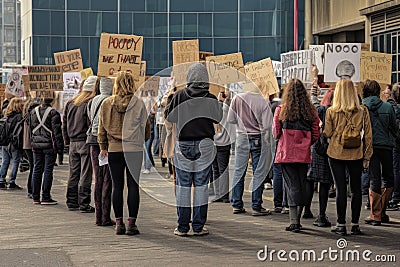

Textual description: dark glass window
[67,11,81,36]
[214,0,237,11]
[170,0,213,12]
[240,12,253,36]
[169,13,182,37]
[33,36,52,65]
[88,12,103,36]
[154,13,168,37]
[120,13,133,34]
[254,37,281,60]
[67,0,90,10]
[214,13,237,37]
[143,38,154,69]
[146,0,167,12]
[90,0,117,11]
[214,38,238,55]
[254,11,281,36]
[240,37,254,63]
[51,36,65,57]
[154,38,168,69]
[51,11,65,36]
[89,37,100,71]
[102,12,118,33]
[120,0,145,11]
[199,38,212,52]
[241,0,278,11]
[198,13,212,37]
[133,13,153,37]
[184,14,197,38]
[33,10,50,35]
[33,0,65,9]
[67,37,89,66]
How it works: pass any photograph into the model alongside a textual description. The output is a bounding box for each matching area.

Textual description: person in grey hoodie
[87,77,113,226]
[165,63,223,236]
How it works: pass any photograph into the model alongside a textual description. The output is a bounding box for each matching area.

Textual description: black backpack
[0,117,10,146]
[9,118,24,149]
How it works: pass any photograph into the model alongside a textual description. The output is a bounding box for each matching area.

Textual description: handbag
[86,99,105,145]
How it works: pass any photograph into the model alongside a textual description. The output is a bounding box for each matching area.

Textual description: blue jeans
[393,148,400,202]
[0,146,23,184]
[272,163,284,208]
[144,132,155,170]
[32,149,57,201]
[231,134,270,211]
[174,140,215,233]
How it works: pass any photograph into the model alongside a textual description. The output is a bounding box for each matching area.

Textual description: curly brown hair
[279,79,316,121]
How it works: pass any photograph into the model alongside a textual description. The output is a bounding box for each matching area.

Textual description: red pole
[294,0,298,51]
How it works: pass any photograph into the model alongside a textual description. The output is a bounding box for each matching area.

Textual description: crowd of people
[0,61,399,237]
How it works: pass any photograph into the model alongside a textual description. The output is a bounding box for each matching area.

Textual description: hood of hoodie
[185,62,210,97]
[363,96,383,111]
[100,77,113,95]
[111,94,137,113]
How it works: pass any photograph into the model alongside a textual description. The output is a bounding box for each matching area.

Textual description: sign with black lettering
[324,43,361,82]
[206,52,245,85]
[98,32,143,79]
[309,45,324,75]
[28,65,63,91]
[280,50,313,84]
[54,49,83,73]
[245,58,279,97]
[5,68,24,97]
[172,39,199,86]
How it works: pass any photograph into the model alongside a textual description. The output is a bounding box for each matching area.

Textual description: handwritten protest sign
[54,49,83,73]
[80,68,94,80]
[245,58,279,97]
[360,51,392,84]
[309,45,324,75]
[22,75,30,95]
[5,68,24,97]
[172,39,199,86]
[206,52,245,85]
[139,76,160,98]
[98,33,143,79]
[324,43,361,82]
[281,50,313,84]
[28,65,63,91]
[272,60,282,78]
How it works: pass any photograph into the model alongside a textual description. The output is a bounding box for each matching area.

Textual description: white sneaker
[265,183,273,190]
[142,169,151,174]
[281,207,289,214]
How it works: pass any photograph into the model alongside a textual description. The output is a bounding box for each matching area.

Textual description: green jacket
[362,96,397,150]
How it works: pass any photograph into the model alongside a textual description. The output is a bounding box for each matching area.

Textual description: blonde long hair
[331,79,361,113]
[72,91,94,106]
[113,71,137,96]
[4,97,24,116]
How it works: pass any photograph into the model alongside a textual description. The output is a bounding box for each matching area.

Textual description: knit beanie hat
[82,76,97,92]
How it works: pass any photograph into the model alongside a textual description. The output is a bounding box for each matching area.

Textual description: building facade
[21,0,304,75]
[1,0,21,66]
[311,0,400,83]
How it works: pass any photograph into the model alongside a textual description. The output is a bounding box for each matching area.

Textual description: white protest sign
[272,60,282,78]
[324,43,361,82]
[309,45,324,75]
[280,50,313,84]
[5,68,24,97]
[63,72,82,90]
[159,77,171,98]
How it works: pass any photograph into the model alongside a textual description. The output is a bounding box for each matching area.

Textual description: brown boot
[381,188,393,223]
[365,189,382,226]
[115,218,126,235]
[126,218,140,236]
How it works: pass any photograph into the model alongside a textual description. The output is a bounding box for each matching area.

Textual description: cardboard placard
[281,50,313,84]
[135,61,146,89]
[139,76,160,98]
[63,72,82,90]
[206,52,245,85]
[80,68,94,81]
[172,39,199,86]
[34,91,55,98]
[22,75,30,96]
[0,84,5,98]
[324,43,361,82]
[98,32,143,79]
[54,49,84,73]
[244,58,279,97]
[362,43,371,52]
[199,51,214,61]
[28,66,63,91]
[309,45,325,75]
[5,68,24,97]
[360,51,392,85]
[272,60,282,78]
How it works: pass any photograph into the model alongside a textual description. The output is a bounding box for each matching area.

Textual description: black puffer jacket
[29,104,64,153]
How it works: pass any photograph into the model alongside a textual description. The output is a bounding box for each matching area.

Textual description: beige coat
[324,106,373,161]
[163,119,177,159]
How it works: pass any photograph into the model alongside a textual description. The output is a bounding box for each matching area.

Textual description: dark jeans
[25,149,34,194]
[66,141,93,209]
[393,148,400,202]
[174,140,214,233]
[153,124,160,155]
[369,148,394,193]
[108,151,142,219]
[361,171,369,196]
[281,163,308,207]
[144,131,155,170]
[32,149,57,201]
[329,158,363,225]
[212,144,231,199]
[90,145,112,225]
[231,134,268,211]
[272,163,284,208]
